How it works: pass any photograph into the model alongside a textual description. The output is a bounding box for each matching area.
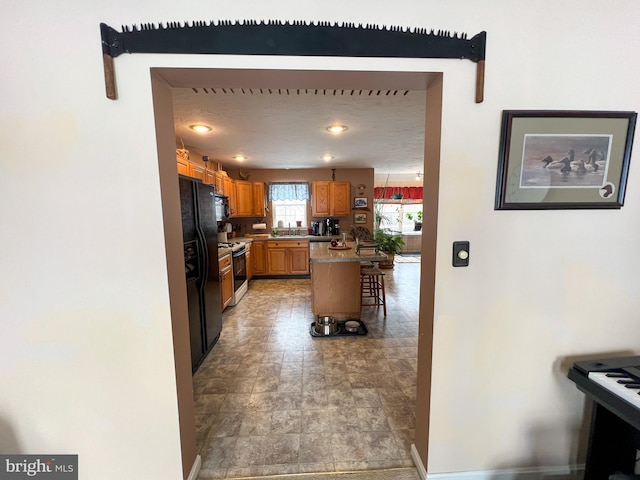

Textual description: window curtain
[374,186,423,200]
[268,182,310,201]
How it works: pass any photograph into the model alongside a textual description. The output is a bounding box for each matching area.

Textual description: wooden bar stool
[360,266,386,316]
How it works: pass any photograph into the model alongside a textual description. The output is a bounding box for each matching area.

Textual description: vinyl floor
[193,261,421,479]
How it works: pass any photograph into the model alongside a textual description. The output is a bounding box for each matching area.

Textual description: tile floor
[194,260,421,479]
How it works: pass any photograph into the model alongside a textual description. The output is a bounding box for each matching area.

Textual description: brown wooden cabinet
[219,253,233,310]
[189,163,206,182]
[224,176,236,216]
[311,181,351,217]
[245,242,253,281]
[251,240,267,276]
[214,172,225,195]
[252,182,265,216]
[204,169,215,186]
[234,180,253,216]
[177,156,190,176]
[290,246,310,274]
[266,240,310,275]
[229,180,265,218]
[176,156,217,186]
[267,246,288,275]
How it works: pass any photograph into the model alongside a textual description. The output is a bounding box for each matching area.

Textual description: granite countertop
[218,247,232,258]
[235,235,335,242]
[309,241,387,263]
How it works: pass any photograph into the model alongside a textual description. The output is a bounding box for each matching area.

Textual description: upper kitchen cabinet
[214,172,225,195]
[232,180,266,218]
[234,180,253,216]
[311,181,351,217]
[177,155,190,177]
[252,182,265,217]
[224,176,237,216]
[176,156,216,186]
[190,163,206,182]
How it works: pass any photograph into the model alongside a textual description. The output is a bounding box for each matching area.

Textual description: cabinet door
[204,169,216,185]
[267,248,288,275]
[289,248,309,274]
[221,267,233,309]
[219,254,233,310]
[252,182,265,216]
[177,156,190,176]
[252,241,266,275]
[214,172,225,196]
[246,245,253,281]
[311,182,330,216]
[224,177,237,216]
[331,182,351,216]
[235,180,253,216]
[190,163,206,181]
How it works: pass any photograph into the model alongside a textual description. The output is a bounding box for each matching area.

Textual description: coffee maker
[325,218,340,236]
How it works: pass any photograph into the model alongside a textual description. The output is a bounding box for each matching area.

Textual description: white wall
[1,1,639,479]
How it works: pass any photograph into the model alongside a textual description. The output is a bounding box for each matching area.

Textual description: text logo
[0,455,77,479]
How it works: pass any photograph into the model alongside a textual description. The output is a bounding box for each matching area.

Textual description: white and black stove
[218,241,248,305]
[218,241,246,253]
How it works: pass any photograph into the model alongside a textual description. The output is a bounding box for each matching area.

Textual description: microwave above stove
[214,194,229,221]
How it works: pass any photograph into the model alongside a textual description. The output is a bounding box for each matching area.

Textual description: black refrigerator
[179,175,222,373]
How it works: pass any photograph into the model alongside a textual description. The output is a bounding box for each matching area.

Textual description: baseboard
[409,447,583,480]
[426,465,582,480]
[411,444,427,480]
[186,454,201,480]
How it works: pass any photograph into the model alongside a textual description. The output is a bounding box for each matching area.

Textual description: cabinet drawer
[219,253,232,269]
[267,240,309,248]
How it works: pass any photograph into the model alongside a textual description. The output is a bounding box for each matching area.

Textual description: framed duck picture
[495,110,636,209]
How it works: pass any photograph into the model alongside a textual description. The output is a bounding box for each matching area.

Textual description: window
[375,200,423,233]
[269,182,310,229]
[272,199,308,228]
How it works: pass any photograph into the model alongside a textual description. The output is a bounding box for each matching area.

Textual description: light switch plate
[452,241,470,267]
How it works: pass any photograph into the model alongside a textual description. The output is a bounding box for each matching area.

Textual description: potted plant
[374,229,405,268]
[406,210,423,231]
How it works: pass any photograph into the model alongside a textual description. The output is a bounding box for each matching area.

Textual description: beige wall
[2,2,640,479]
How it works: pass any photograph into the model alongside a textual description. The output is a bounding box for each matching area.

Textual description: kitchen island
[309,242,386,320]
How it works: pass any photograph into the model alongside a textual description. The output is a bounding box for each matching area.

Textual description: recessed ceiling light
[323,154,333,161]
[326,124,348,134]
[234,155,246,162]
[189,124,212,133]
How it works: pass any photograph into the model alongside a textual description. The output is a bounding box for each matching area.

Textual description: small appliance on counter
[325,218,340,236]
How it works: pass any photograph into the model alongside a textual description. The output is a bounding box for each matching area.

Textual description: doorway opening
[151,67,442,478]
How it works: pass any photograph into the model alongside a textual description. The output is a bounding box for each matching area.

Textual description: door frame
[151,66,442,478]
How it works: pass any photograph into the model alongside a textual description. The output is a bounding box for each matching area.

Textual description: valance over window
[374,186,423,200]
[269,182,310,201]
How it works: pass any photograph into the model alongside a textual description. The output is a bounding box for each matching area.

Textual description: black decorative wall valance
[100,20,487,102]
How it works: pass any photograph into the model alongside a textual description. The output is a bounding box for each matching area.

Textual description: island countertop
[309,242,387,263]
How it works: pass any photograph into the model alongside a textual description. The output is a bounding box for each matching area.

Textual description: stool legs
[360,270,386,317]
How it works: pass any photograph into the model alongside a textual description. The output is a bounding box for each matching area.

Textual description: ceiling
[171,84,427,176]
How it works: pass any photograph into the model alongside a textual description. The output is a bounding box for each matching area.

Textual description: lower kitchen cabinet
[246,242,253,281]
[267,247,288,275]
[251,241,267,275]
[266,240,310,275]
[219,253,233,310]
[290,247,310,274]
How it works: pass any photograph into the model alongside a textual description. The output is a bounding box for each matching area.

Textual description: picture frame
[495,110,637,210]
[354,212,367,224]
[354,197,368,208]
